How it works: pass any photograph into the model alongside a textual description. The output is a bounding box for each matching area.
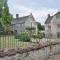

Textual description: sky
[7,0,60,25]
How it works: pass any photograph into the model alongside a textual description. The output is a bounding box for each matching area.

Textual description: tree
[0,0,4,18]
[0,7,2,18]
[0,0,5,32]
[2,0,12,25]
[0,20,4,33]
[37,22,44,31]
[0,0,13,32]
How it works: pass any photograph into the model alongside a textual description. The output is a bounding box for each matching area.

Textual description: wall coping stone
[0,42,60,58]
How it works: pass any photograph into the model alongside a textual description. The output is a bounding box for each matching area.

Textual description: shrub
[32,35,38,38]
[26,27,35,30]
[37,32,44,39]
[32,31,44,39]
[15,32,31,42]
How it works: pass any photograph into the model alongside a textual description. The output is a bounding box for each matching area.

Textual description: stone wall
[0,42,60,60]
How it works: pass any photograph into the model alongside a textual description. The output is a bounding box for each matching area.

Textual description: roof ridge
[45,11,60,24]
[45,15,53,24]
[53,11,60,16]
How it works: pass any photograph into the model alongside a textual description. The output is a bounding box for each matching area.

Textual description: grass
[0,35,37,49]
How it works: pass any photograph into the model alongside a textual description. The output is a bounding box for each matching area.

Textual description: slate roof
[11,16,29,24]
[14,15,29,21]
[11,13,35,24]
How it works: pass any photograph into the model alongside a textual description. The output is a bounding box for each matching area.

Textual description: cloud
[32,8,58,24]
[8,0,59,25]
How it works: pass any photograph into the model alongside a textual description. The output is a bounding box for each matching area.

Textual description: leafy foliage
[37,22,44,31]
[2,0,12,25]
[0,0,4,18]
[37,31,44,39]
[15,32,31,42]
[0,0,13,32]
[26,27,35,30]
[0,20,4,33]
[32,31,44,39]
[26,27,36,36]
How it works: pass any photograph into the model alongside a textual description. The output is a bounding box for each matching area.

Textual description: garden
[0,31,44,49]
[0,0,44,49]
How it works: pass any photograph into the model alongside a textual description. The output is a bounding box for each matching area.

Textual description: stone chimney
[48,14,50,17]
[29,13,33,18]
[30,13,32,15]
[16,14,19,18]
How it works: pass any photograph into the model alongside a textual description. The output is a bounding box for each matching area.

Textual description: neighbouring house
[11,13,37,35]
[45,11,60,38]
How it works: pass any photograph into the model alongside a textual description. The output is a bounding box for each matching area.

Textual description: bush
[32,31,44,39]
[15,32,31,42]
[37,31,44,39]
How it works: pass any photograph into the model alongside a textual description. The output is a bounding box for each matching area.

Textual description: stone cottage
[11,13,37,34]
[45,11,60,38]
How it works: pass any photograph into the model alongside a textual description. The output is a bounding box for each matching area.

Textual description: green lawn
[0,35,37,49]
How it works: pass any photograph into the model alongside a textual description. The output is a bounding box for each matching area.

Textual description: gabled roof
[14,15,29,21]
[45,16,53,24]
[54,11,60,16]
[45,11,60,24]
[11,13,36,24]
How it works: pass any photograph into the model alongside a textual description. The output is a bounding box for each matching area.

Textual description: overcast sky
[7,0,60,25]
